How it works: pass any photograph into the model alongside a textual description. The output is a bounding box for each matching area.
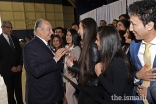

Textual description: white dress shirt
[3,34,15,48]
[3,34,10,44]
[134,37,156,83]
[138,37,156,68]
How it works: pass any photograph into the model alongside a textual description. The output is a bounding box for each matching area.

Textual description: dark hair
[113,19,119,22]
[118,19,130,29]
[79,18,98,84]
[72,23,79,27]
[127,29,135,40]
[98,26,105,32]
[100,20,107,25]
[98,26,132,82]
[119,14,130,20]
[107,24,116,28]
[50,35,64,51]
[112,19,119,27]
[122,29,135,53]
[67,29,80,47]
[118,30,126,46]
[129,0,156,30]
[54,27,63,32]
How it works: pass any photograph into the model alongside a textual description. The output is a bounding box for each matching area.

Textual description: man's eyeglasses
[40,27,52,31]
[3,26,13,29]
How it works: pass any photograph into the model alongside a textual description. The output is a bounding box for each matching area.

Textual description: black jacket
[69,42,100,86]
[0,34,23,76]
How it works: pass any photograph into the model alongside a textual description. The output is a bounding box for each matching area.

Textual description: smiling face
[66,31,73,45]
[38,20,53,41]
[116,21,126,31]
[129,15,149,41]
[95,33,100,50]
[52,37,60,49]
[124,29,132,44]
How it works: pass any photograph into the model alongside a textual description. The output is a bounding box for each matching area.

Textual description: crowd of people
[1,0,156,104]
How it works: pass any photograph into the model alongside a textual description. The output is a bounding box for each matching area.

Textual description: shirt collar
[142,37,156,45]
[36,35,48,46]
[2,33,9,39]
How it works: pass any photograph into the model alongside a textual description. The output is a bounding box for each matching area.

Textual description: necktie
[142,43,152,104]
[47,44,55,55]
[8,36,15,51]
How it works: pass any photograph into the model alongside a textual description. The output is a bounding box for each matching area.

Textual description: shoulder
[11,35,18,41]
[130,40,142,47]
[90,42,97,48]
[0,34,3,38]
[111,57,125,65]
[73,46,81,50]
[71,46,81,54]
[110,57,126,71]
[89,42,98,51]
[24,37,37,48]
[0,34,4,41]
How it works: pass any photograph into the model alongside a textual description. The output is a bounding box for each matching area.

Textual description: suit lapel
[153,56,156,68]
[134,41,142,70]
[0,34,10,46]
[35,36,54,56]
[0,34,15,52]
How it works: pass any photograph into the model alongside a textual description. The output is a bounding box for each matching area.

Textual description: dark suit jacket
[150,81,156,103]
[23,36,64,104]
[0,34,23,76]
[98,57,134,104]
[130,40,156,104]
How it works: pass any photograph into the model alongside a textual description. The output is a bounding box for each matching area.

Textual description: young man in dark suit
[23,19,67,104]
[0,21,23,104]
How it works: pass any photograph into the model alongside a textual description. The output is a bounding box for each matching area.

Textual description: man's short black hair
[72,23,79,26]
[129,0,156,29]
[54,27,63,32]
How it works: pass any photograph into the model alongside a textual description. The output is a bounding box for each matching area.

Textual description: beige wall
[0,1,74,30]
[63,6,75,29]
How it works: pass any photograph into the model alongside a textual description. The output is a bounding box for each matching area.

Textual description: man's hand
[95,62,102,76]
[17,65,22,72]
[11,66,17,72]
[136,64,156,81]
[53,48,68,62]
[137,85,148,99]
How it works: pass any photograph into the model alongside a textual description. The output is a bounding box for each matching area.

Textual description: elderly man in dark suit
[0,21,23,104]
[23,19,67,104]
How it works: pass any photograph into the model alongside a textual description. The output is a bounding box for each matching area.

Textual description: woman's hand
[95,62,102,76]
[66,56,77,67]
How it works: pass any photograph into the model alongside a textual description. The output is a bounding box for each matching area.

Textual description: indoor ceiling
[67,0,118,8]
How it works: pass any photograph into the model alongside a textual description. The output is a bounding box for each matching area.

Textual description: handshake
[66,56,77,68]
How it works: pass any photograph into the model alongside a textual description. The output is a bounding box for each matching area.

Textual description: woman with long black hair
[66,18,102,104]
[95,26,134,104]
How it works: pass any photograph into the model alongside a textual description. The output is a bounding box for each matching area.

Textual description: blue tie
[47,44,55,55]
